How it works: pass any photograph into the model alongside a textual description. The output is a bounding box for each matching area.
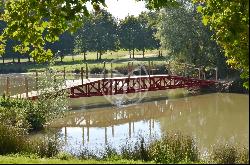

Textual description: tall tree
[194,0,249,89]
[137,12,160,58]
[118,16,141,58]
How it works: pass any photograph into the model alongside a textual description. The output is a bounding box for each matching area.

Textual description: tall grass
[0,125,27,155]
[211,144,249,164]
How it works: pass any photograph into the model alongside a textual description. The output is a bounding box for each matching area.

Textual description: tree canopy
[0,0,248,88]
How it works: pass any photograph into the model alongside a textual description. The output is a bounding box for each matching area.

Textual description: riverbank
[0,155,148,164]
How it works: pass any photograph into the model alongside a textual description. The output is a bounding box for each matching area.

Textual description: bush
[90,66,108,74]
[148,132,199,163]
[211,144,249,164]
[0,124,28,155]
[26,135,62,158]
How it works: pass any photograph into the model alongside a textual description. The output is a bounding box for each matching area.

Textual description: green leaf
[202,16,209,26]
[196,6,203,13]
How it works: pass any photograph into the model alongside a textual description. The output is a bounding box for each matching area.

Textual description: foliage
[0,0,106,62]
[193,0,249,89]
[211,144,249,164]
[118,13,159,58]
[0,124,27,155]
[26,135,62,158]
[155,1,229,79]
[148,132,199,163]
[74,10,118,60]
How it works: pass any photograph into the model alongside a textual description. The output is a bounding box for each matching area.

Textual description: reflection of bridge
[50,100,188,144]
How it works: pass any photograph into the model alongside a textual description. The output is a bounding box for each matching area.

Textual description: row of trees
[74,10,160,60]
[0,10,160,62]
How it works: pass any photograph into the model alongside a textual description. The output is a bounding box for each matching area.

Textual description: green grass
[0,50,170,73]
[0,155,150,164]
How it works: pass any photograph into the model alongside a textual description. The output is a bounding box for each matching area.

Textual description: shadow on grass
[0,56,167,74]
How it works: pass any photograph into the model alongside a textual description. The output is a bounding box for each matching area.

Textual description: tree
[137,12,160,58]
[155,2,229,78]
[46,31,74,62]
[194,0,249,89]
[118,15,141,58]
[89,10,118,60]
[144,0,249,88]
[0,0,106,62]
[73,16,93,61]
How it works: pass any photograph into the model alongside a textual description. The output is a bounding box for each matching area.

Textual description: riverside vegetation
[0,67,248,164]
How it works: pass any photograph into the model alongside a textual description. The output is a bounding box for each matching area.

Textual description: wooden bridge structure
[1,61,218,100]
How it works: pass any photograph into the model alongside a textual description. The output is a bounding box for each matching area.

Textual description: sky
[87,0,148,20]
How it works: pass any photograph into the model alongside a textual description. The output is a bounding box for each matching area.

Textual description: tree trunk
[160,51,163,57]
[33,58,35,63]
[158,50,161,57]
[28,56,31,62]
[142,49,145,58]
[129,50,131,58]
[12,57,15,63]
[96,52,99,60]
[60,55,63,62]
[2,57,4,64]
[132,49,135,58]
[83,52,86,61]
[18,56,20,63]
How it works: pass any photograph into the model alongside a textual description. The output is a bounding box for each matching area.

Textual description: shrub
[120,137,150,161]
[26,135,62,158]
[211,144,249,164]
[0,124,28,155]
[148,132,199,163]
[90,66,108,74]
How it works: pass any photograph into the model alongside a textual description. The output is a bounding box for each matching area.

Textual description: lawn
[0,155,151,164]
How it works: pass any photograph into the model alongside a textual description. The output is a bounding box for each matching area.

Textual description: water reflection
[49,93,249,156]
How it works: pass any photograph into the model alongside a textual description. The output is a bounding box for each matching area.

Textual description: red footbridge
[69,75,216,98]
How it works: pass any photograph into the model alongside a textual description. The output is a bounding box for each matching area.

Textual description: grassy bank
[0,155,149,164]
[0,50,169,74]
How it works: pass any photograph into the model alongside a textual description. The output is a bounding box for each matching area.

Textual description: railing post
[25,77,28,98]
[103,61,106,79]
[168,61,171,75]
[184,64,186,77]
[85,63,88,79]
[148,60,151,76]
[127,62,130,76]
[6,77,9,96]
[198,67,201,79]
[35,70,38,91]
[63,67,66,80]
[81,67,84,85]
[110,62,113,78]
[215,67,218,81]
